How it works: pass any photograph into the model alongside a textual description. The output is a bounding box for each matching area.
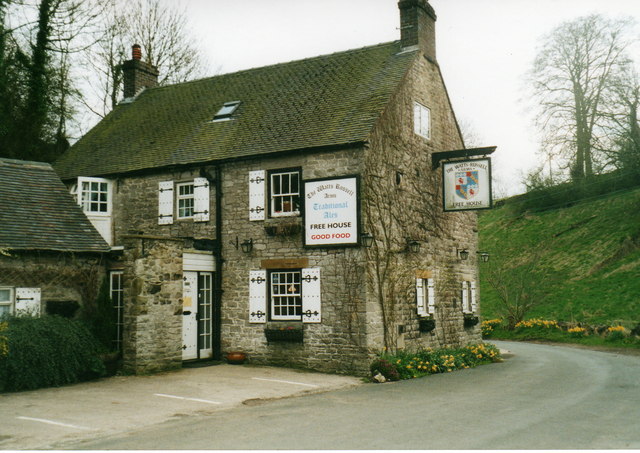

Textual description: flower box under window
[419,318,436,333]
[464,315,479,328]
[264,323,304,343]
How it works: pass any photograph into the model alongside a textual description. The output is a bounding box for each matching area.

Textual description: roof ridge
[0,157,52,169]
[153,40,402,92]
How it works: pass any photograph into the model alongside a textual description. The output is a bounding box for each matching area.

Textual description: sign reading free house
[304,176,359,247]
[443,158,492,211]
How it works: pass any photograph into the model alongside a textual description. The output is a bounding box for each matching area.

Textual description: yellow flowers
[608,325,626,333]
[515,318,559,329]
[481,318,503,337]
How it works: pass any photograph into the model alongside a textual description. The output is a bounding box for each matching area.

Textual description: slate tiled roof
[0,158,111,253]
[54,41,417,179]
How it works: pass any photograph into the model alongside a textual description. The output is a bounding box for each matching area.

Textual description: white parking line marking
[154,393,221,404]
[17,416,92,431]
[251,377,319,388]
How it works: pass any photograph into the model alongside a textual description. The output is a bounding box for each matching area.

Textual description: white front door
[182,271,198,360]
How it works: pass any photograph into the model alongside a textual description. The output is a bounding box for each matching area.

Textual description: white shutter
[413,102,421,136]
[301,268,321,323]
[461,281,469,313]
[15,288,41,316]
[416,278,426,316]
[249,170,266,221]
[427,278,436,314]
[249,270,267,323]
[158,181,174,225]
[470,281,477,313]
[193,177,210,222]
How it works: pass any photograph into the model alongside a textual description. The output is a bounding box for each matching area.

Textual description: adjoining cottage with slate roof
[53,0,485,375]
[0,158,110,320]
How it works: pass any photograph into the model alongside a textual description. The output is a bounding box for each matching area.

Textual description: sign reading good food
[443,158,492,211]
[304,176,359,247]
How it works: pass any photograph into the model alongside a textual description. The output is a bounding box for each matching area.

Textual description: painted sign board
[304,176,359,247]
[443,158,492,211]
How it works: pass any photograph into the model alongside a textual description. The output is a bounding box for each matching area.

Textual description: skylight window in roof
[213,101,241,121]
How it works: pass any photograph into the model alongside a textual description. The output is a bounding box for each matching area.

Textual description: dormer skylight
[212,100,241,122]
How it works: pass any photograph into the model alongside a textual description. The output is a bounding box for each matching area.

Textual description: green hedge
[0,315,106,392]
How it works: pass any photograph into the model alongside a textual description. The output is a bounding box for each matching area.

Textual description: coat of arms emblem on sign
[455,171,479,200]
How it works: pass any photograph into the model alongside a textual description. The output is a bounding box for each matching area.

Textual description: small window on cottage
[413,101,431,139]
[416,277,435,316]
[270,270,302,320]
[176,182,195,219]
[269,169,300,217]
[0,287,13,318]
[79,178,110,213]
[213,101,241,121]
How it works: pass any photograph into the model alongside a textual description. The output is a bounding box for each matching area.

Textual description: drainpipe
[213,164,223,360]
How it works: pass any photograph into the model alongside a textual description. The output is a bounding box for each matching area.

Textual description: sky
[175,0,640,196]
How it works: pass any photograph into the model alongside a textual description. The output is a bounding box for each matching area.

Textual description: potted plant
[225,351,247,364]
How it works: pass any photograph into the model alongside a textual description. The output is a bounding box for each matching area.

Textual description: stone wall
[362,51,482,357]
[120,236,184,374]
[219,148,371,375]
[0,250,106,317]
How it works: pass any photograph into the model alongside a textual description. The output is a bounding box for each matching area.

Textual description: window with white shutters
[462,281,476,314]
[416,277,435,316]
[158,178,210,224]
[249,268,321,323]
[110,271,124,351]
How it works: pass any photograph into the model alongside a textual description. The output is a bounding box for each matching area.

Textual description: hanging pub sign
[304,175,360,247]
[443,158,492,211]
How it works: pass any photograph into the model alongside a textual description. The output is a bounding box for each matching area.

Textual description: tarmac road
[57,341,640,450]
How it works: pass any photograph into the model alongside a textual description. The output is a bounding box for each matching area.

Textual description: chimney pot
[132,44,142,60]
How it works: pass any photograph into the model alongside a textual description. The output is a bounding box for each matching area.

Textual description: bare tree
[80,0,208,120]
[528,14,636,181]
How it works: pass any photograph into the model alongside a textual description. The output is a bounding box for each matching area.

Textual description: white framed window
[416,277,435,316]
[269,169,300,217]
[0,287,14,318]
[110,271,124,351]
[176,182,195,219]
[270,270,302,320]
[249,268,321,323]
[77,177,112,215]
[413,101,431,139]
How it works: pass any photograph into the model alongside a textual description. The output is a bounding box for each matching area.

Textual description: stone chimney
[398,0,437,61]
[121,44,159,99]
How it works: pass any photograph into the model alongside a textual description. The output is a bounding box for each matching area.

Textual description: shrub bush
[372,343,502,381]
[0,315,106,392]
[370,358,400,381]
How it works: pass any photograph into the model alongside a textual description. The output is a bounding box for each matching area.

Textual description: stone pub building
[54,0,484,375]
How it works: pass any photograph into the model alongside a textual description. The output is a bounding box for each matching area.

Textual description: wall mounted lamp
[361,232,374,248]
[477,251,490,262]
[457,248,470,260]
[231,236,254,253]
[407,239,421,253]
[240,238,254,254]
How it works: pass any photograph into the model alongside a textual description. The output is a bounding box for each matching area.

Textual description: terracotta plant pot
[225,351,247,365]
